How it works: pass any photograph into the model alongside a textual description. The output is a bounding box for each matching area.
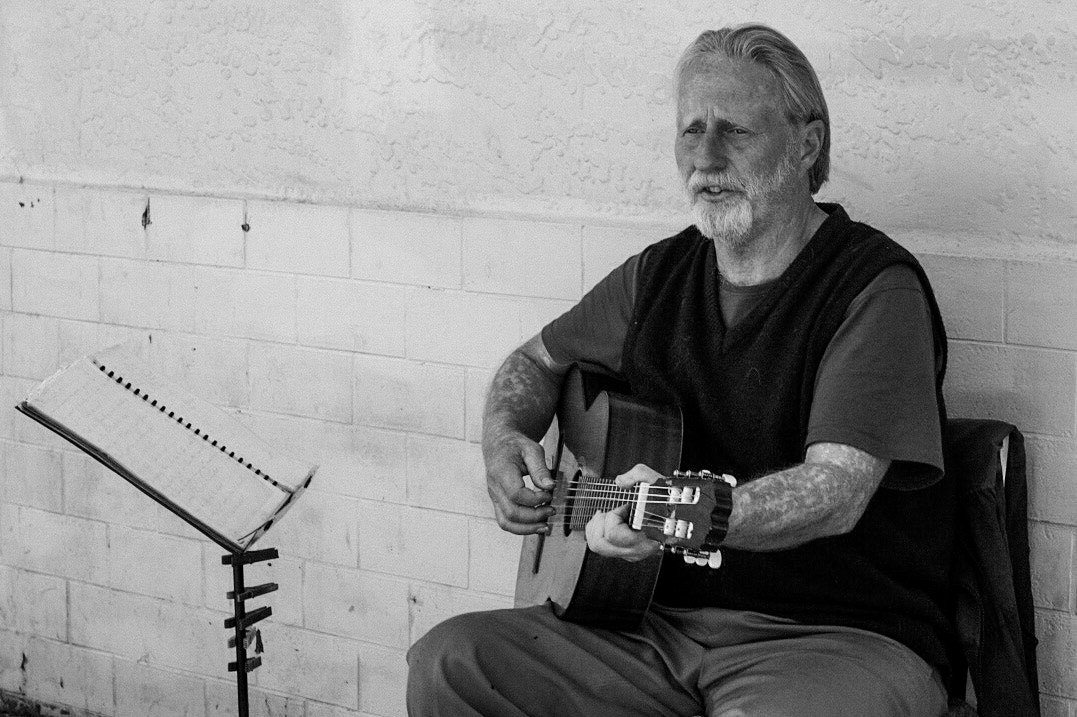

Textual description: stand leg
[223,548,277,717]
[231,560,249,717]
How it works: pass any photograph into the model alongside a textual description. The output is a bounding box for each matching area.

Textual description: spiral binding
[93,360,281,488]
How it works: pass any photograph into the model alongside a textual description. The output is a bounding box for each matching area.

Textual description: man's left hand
[584,463,665,562]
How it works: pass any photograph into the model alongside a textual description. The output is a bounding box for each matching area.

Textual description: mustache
[685,172,746,194]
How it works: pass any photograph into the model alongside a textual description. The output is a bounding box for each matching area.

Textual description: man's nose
[694,131,729,173]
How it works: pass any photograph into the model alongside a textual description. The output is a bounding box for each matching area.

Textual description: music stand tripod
[222,547,278,717]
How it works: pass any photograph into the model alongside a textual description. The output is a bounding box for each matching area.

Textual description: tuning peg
[672,469,738,488]
[677,548,724,569]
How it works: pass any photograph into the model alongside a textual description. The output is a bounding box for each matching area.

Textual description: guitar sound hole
[562,468,582,537]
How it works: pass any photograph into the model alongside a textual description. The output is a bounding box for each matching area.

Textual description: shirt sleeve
[540,253,640,375]
[806,264,944,490]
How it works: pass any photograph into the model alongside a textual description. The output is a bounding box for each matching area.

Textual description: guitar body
[514,366,683,629]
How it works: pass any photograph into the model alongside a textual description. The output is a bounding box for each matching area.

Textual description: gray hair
[676,24,831,194]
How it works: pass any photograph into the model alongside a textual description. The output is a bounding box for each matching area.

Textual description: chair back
[944,418,1039,717]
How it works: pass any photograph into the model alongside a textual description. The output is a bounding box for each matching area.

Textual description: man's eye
[729,128,748,135]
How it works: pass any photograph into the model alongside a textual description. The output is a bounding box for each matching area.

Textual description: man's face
[675,56,804,246]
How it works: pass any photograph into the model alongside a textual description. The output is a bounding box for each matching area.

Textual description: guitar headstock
[630,470,736,569]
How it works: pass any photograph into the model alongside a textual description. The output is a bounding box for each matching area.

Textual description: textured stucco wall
[1,0,1075,249]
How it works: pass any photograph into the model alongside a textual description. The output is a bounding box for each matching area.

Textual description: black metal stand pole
[232,558,251,717]
[223,548,278,717]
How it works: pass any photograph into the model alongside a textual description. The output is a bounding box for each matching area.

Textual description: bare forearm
[482,337,567,534]
[722,444,888,551]
[482,338,564,449]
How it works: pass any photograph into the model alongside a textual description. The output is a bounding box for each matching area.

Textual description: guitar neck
[554,470,722,552]
[561,477,636,531]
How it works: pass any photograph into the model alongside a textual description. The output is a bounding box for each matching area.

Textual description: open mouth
[697,186,737,199]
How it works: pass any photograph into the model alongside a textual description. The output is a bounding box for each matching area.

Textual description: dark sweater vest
[622,204,955,676]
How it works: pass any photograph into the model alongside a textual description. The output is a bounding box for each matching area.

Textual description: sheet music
[27,354,295,543]
[92,344,312,490]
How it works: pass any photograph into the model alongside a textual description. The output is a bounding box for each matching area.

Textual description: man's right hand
[484,430,556,535]
[481,334,569,535]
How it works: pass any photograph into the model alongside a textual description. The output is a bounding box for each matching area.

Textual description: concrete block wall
[2,179,1076,716]
[0,182,556,715]
[1,1,1075,715]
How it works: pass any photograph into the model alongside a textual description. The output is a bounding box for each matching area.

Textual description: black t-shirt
[541,249,943,488]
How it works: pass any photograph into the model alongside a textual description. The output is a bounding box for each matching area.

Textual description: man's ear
[799,119,826,170]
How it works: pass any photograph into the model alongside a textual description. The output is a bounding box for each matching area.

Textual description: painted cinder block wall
[0,1,1074,715]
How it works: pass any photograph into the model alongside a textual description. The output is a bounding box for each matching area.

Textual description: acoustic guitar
[514,365,732,629]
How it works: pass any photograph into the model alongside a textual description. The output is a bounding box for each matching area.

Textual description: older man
[408,24,953,717]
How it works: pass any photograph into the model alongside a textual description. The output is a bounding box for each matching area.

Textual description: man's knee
[407,612,495,716]
[408,611,486,676]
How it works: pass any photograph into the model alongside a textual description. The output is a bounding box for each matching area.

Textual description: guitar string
[558,488,690,500]
[550,492,699,511]
[544,517,674,528]
[560,485,683,493]
[545,510,687,524]
[558,484,701,495]
[543,524,673,535]
[547,508,683,519]
[545,510,688,535]
[550,502,696,517]
[555,492,699,510]
[542,519,676,533]
[548,489,694,512]
[548,483,705,530]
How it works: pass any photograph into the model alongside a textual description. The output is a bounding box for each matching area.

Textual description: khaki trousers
[406,603,948,717]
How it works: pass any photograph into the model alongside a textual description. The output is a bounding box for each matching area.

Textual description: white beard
[691,193,754,247]
[685,149,798,246]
